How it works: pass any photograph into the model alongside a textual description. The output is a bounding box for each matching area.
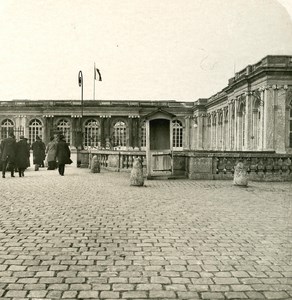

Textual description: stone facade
[0,55,292,154]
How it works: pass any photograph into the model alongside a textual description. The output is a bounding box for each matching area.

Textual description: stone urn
[130,157,144,186]
[233,162,248,187]
[90,155,100,173]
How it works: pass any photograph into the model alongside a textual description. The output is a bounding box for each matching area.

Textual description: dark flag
[95,68,102,81]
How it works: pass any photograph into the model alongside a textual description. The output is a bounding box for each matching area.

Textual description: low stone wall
[76,149,292,181]
[187,151,292,181]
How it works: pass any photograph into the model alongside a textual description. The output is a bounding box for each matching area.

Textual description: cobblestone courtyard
[0,161,291,300]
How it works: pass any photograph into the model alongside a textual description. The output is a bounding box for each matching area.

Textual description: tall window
[29,119,42,145]
[28,119,43,144]
[211,114,217,149]
[242,108,246,147]
[257,110,261,148]
[84,119,99,148]
[57,119,70,144]
[239,103,246,149]
[141,122,146,148]
[207,115,211,149]
[289,108,292,147]
[218,113,223,150]
[172,120,183,148]
[113,121,126,147]
[1,119,14,140]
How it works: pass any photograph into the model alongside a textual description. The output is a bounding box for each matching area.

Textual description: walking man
[31,136,46,171]
[56,134,71,176]
[0,132,17,178]
[15,136,30,177]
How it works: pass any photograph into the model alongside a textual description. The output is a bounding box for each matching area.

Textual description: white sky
[0,0,291,102]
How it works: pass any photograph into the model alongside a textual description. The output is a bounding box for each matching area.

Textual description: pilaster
[275,85,289,153]
[263,85,275,151]
[244,92,253,150]
[184,116,191,150]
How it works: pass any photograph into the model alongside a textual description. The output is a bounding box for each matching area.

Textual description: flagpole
[93,62,96,100]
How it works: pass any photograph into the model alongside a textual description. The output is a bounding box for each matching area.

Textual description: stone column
[258,89,265,151]
[132,117,139,149]
[245,92,253,150]
[196,114,204,150]
[183,117,189,150]
[223,107,228,150]
[274,86,289,153]
[99,117,105,148]
[234,99,238,150]
[128,117,133,148]
[228,101,234,150]
[105,117,111,147]
[263,86,275,151]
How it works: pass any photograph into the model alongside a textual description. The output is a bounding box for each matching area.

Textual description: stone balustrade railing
[77,149,292,181]
[187,151,292,181]
[87,150,146,173]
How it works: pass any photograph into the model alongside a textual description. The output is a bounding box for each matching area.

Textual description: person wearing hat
[56,134,72,176]
[15,135,30,177]
[31,136,46,171]
[0,132,17,178]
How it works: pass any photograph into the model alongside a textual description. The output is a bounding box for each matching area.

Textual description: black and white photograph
[0,1,291,299]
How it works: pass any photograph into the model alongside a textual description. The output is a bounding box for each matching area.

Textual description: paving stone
[201,292,225,299]
[99,291,120,299]
[148,290,176,298]
[78,290,100,298]
[122,291,148,298]
[263,291,290,299]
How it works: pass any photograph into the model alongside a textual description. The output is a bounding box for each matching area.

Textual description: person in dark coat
[15,136,30,177]
[56,134,71,176]
[0,132,17,178]
[31,136,46,171]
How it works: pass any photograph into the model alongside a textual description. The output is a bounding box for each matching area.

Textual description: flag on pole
[94,67,102,81]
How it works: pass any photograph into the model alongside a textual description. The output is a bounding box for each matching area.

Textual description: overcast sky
[0,0,291,102]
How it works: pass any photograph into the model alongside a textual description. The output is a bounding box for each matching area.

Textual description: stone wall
[78,149,292,181]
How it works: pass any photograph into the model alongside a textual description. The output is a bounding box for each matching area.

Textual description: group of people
[0,133,72,178]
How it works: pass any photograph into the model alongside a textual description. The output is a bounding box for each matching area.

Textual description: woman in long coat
[46,136,57,170]
[56,134,71,176]
[15,136,30,177]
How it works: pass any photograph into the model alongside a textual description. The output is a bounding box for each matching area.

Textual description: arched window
[29,119,42,145]
[172,120,183,149]
[218,112,223,150]
[1,119,14,140]
[290,107,292,147]
[57,119,70,144]
[84,119,99,148]
[113,121,126,147]
[238,102,246,149]
[141,121,146,148]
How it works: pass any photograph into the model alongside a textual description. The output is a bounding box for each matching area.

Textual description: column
[245,92,253,150]
[105,117,111,148]
[274,85,289,153]
[228,101,233,150]
[184,116,190,150]
[258,89,265,151]
[99,117,105,148]
[234,99,238,150]
[128,117,133,148]
[196,114,204,150]
[263,86,275,151]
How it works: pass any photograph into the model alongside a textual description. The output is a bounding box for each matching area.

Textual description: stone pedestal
[130,157,144,186]
[90,155,100,173]
[233,162,248,186]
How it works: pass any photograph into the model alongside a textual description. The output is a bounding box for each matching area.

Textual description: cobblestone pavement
[0,162,291,300]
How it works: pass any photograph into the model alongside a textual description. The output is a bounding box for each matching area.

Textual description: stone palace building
[0,55,292,155]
